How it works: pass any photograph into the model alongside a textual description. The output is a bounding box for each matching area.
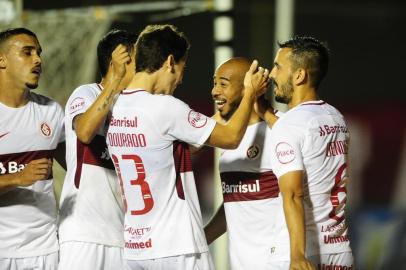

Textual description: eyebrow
[215,76,230,82]
[21,45,42,54]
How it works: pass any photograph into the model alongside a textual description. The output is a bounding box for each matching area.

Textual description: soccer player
[58,29,136,270]
[203,57,290,270]
[106,24,269,270]
[0,28,65,270]
[268,36,354,270]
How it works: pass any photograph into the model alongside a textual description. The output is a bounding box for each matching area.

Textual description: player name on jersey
[221,171,279,202]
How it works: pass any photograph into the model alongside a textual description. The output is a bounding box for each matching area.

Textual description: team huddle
[0,24,354,270]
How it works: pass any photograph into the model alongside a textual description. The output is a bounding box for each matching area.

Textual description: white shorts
[58,241,123,270]
[124,252,214,270]
[308,252,354,269]
[0,252,58,270]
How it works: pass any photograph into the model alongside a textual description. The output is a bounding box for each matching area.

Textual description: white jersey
[59,83,124,247]
[219,120,290,269]
[269,100,352,256]
[106,89,216,260]
[0,92,64,258]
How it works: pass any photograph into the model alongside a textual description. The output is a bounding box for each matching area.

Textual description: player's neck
[289,86,319,109]
[0,80,29,107]
[126,72,158,94]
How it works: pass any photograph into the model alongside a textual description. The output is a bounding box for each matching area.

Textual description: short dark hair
[97,29,137,77]
[0,27,37,47]
[278,36,329,88]
[135,24,190,73]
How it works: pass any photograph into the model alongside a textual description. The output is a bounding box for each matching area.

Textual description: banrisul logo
[0,161,26,174]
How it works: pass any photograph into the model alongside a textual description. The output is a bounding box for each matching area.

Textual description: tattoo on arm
[97,91,114,112]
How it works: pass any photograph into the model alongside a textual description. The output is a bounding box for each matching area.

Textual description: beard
[221,98,242,121]
[25,82,39,89]
[274,77,293,104]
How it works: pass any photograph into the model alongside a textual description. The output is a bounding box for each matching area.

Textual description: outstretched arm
[74,44,131,144]
[279,171,316,270]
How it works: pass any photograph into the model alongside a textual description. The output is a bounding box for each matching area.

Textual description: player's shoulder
[155,94,187,106]
[29,91,63,111]
[69,83,100,99]
[148,94,190,114]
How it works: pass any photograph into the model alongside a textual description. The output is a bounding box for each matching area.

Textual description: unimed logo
[275,142,295,164]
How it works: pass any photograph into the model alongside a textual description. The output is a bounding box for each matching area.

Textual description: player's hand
[289,258,316,270]
[16,158,53,187]
[107,44,131,92]
[243,60,270,97]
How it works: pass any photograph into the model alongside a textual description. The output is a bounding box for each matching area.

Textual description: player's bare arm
[0,158,53,193]
[74,44,131,144]
[279,170,316,270]
[206,60,270,149]
[254,95,279,128]
[53,141,67,170]
[204,203,227,245]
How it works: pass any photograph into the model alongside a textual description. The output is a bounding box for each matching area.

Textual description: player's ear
[0,53,6,69]
[166,54,175,73]
[294,68,306,85]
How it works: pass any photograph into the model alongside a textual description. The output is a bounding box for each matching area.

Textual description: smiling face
[1,34,42,90]
[211,59,250,120]
[269,48,295,105]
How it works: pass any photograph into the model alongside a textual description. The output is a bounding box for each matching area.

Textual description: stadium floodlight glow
[0,0,16,24]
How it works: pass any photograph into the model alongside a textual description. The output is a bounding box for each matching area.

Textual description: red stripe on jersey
[221,171,279,202]
[172,141,193,200]
[301,101,326,106]
[0,149,54,179]
[74,134,115,188]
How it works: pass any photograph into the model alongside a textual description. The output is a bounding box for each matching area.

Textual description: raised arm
[74,44,130,144]
[205,60,270,149]
[254,95,279,128]
[279,171,316,270]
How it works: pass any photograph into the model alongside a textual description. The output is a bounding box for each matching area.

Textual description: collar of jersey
[299,100,326,106]
[121,88,147,95]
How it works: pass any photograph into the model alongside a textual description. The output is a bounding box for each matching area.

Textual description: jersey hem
[123,246,209,261]
[0,246,59,259]
[59,237,124,248]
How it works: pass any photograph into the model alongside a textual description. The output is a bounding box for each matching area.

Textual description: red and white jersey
[0,92,64,258]
[106,89,216,260]
[59,83,124,247]
[269,100,352,256]
[219,120,290,269]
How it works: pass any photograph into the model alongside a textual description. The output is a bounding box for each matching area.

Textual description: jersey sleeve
[269,120,304,179]
[65,85,97,129]
[159,96,216,147]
